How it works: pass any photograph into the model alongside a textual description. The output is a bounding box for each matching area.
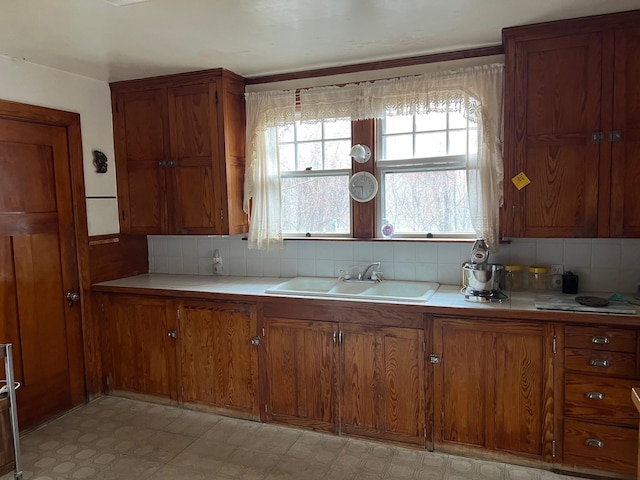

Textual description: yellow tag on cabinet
[512,172,531,190]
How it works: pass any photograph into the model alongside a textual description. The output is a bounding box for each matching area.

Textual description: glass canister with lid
[504,265,525,292]
[528,266,549,292]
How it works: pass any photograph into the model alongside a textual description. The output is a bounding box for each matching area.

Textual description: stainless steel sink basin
[266,277,439,303]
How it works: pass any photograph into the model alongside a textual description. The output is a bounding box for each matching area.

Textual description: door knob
[66,291,80,306]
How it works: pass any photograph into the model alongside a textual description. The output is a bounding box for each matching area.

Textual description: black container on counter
[562,271,579,294]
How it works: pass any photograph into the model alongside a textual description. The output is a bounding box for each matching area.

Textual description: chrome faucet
[358,262,381,281]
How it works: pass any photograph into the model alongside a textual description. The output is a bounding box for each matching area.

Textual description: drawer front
[564,373,639,426]
[565,348,636,377]
[563,419,637,475]
[565,326,637,353]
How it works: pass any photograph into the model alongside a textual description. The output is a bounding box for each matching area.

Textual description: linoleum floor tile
[1,396,584,480]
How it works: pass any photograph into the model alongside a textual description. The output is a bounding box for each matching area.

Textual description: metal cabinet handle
[585,391,605,400]
[591,336,610,344]
[586,438,604,448]
[167,330,177,339]
[589,359,609,368]
[333,331,337,345]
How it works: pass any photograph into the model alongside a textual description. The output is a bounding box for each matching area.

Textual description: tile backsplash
[148,236,640,293]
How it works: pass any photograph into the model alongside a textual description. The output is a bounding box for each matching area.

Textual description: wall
[148,235,640,294]
[0,55,118,236]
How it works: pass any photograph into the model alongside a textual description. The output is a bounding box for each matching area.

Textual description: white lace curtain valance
[244,63,504,250]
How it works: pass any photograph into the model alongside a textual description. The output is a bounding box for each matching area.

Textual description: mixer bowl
[463,263,504,292]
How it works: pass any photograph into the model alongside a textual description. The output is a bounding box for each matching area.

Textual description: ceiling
[2,0,640,83]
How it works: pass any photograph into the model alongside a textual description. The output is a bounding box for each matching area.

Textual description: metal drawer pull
[589,359,609,368]
[591,336,610,344]
[585,391,605,400]
[586,439,604,448]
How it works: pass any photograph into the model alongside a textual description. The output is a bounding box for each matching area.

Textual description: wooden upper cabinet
[610,24,640,237]
[111,69,248,235]
[502,11,640,238]
[432,318,554,461]
[112,89,168,234]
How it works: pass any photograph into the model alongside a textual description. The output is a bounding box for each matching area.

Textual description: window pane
[448,130,468,156]
[416,111,446,131]
[382,134,413,160]
[278,124,295,143]
[281,175,351,233]
[415,132,446,157]
[324,140,351,169]
[297,142,323,170]
[382,170,473,234]
[448,111,468,129]
[324,118,351,139]
[279,144,296,171]
[384,115,413,134]
[297,121,322,141]
[469,128,479,154]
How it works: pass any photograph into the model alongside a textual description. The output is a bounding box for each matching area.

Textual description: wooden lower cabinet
[263,309,427,446]
[341,323,426,446]
[100,294,259,416]
[432,317,554,461]
[101,294,177,400]
[264,318,338,432]
[178,300,259,417]
[561,324,639,477]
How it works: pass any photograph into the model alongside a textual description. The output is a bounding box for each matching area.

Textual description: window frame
[278,116,477,241]
[278,118,353,237]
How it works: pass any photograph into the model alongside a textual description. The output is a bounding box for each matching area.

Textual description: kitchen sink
[266,277,439,303]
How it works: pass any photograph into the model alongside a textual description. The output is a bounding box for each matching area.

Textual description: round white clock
[349,171,378,202]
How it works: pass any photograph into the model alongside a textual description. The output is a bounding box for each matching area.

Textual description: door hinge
[177,308,181,320]
[264,404,268,413]
[552,439,556,458]
[429,354,441,364]
[262,327,265,336]
[100,302,105,313]
[512,204,516,219]
[220,208,224,221]
[105,375,110,387]
[251,336,261,346]
[424,426,427,438]
[552,335,557,354]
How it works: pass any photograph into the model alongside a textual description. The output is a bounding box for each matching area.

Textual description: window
[377,109,478,237]
[278,118,352,235]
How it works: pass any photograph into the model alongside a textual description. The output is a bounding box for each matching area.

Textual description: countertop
[93,274,640,325]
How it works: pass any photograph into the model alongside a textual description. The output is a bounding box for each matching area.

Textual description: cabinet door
[112,89,169,234]
[610,24,640,237]
[341,324,426,446]
[264,318,338,432]
[102,295,176,399]
[433,318,554,460]
[179,301,258,416]
[504,33,603,237]
[167,83,222,234]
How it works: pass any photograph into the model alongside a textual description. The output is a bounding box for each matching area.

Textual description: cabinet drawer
[565,326,637,353]
[564,373,639,426]
[563,419,637,475]
[565,348,636,377]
